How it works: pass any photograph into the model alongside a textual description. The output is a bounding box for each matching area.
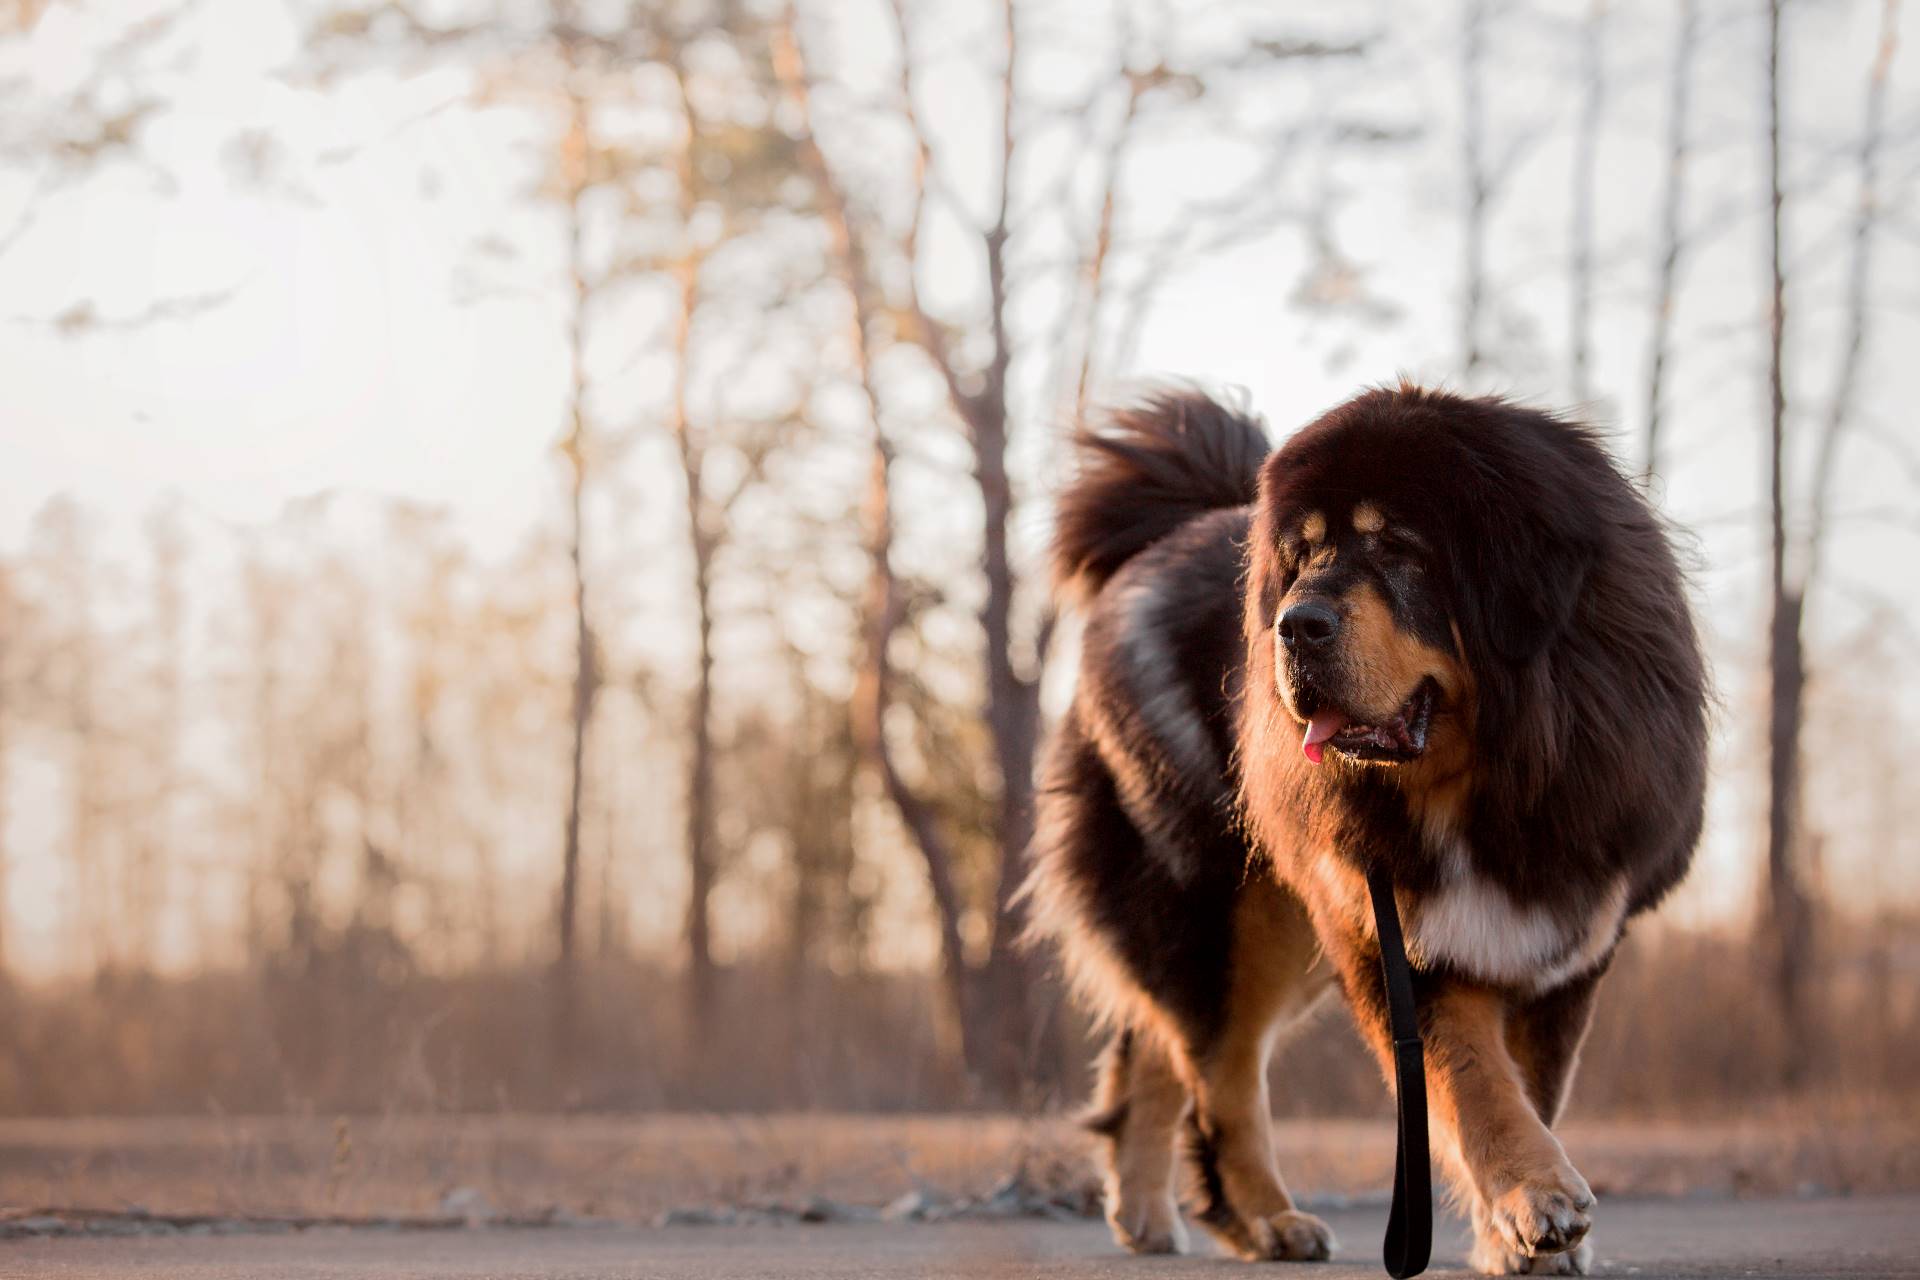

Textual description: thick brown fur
[1022,383,1707,1273]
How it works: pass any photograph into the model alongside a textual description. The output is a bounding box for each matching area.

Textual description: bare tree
[553,79,602,1071]
[663,85,719,1039]
[1760,0,1808,1085]
[384,505,474,962]
[651,10,820,1041]
[773,7,983,1066]
[768,657,862,998]
[658,36,753,1043]
[299,0,624,1073]
[27,502,110,971]
[1061,60,1147,428]
[784,0,1123,1087]
[3,1,238,340]
[1759,0,1903,1086]
[1567,0,1606,404]
[1455,0,1550,385]
[957,0,1045,1087]
[784,0,1372,1091]
[306,0,815,1065]
[1642,0,1700,479]
[131,502,188,971]
[774,1,1038,1081]
[1805,0,1900,586]
[1460,0,1493,378]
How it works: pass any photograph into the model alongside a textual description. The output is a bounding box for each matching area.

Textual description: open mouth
[1300,678,1438,765]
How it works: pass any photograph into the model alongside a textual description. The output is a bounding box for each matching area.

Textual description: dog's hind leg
[1506,968,1605,1128]
[1088,1027,1189,1255]
[1179,880,1338,1262]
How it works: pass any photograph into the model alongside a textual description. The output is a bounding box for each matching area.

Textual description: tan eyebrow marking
[1352,502,1385,534]
[1301,510,1326,544]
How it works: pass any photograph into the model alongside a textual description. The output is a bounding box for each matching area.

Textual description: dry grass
[7,919,1915,1120]
[2,919,1914,1226]
[0,1113,1067,1221]
[3,1107,1917,1223]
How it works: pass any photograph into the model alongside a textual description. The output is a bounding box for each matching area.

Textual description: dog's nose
[1278,601,1340,653]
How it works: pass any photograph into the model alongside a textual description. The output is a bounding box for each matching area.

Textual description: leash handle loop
[1367,863,1432,1280]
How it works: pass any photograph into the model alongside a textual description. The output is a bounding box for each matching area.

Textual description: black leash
[1366,863,1432,1279]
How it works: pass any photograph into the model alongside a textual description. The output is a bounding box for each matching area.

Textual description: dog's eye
[1376,532,1424,564]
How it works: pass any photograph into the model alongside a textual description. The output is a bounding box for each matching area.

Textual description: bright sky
[2,0,1917,976]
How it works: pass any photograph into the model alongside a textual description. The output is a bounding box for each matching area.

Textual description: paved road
[4,1196,1918,1279]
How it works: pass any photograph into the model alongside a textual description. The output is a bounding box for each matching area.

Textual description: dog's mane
[1237,385,1709,918]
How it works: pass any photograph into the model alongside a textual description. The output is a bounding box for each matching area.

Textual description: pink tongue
[1301,713,1348,765]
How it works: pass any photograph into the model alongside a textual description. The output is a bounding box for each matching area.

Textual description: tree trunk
[772,11,985,1075]
[137,508,186,973]
[1460,0,1490,379]
[552,89,597,1082]
[853,444,986,1071]
[1063,77,1140,426]
[1567,0,1605,405]
[678,387,719,1046]
[1805,0,1899,586]
[682,550,716,1036]
[55,523,105,972]
[787,0,1052,1095]
[782,660,822,995]
[1760,0,1812,1089]
[1768,0,1902,1089]
[665,60,719,1045]
[596,790,619,962]
[965,0,1045,1100]
[1764,588,1812,1085]
[974,384,1042,1095]
[555,463,591,1077]
[1642,0,1698,479]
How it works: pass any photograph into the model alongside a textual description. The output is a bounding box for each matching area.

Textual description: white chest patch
[1406,843,1627,992]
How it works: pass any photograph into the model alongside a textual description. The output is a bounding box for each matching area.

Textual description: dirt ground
[1,1110,1916,1225]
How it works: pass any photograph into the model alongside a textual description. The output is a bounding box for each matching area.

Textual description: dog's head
[1260,491,1463,767]
[1245,384,1602,772]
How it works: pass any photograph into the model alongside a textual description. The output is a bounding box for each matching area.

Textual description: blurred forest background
[0,0,1916,1124]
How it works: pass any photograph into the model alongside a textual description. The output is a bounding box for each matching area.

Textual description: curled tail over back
[1052,389,1272,604]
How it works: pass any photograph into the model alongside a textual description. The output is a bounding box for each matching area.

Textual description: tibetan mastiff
[1022,383,1706,1274]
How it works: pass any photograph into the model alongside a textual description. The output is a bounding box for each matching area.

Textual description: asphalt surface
[4,1195,1918,1279]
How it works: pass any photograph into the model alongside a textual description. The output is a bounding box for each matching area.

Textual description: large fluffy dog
[1022,384,1706,1274]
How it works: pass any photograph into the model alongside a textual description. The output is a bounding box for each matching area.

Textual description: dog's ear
[1453,465,1600,667]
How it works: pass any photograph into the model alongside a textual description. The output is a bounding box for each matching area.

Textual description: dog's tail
[1052,389,1271,605]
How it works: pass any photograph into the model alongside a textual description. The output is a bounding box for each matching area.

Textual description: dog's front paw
[1105,1184,1187,1255]
[1247,1208,1337,1261]
[1471,1235,1594,1275]
[1484,1162,1593,1260]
